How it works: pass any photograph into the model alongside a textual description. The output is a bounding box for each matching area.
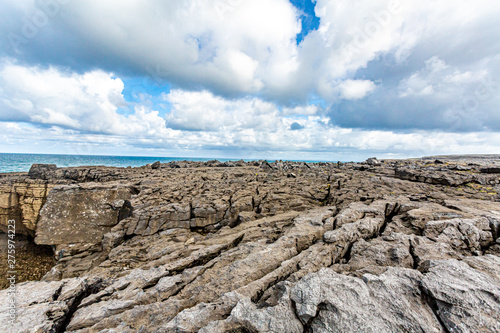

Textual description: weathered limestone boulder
[151,161,161,169]
[395,167,474,186]
[260,160,273,170]
[0,277,102,333]
[35,184,134,245]
[28,164,57,180]
[392,201,471,235]
[410,236,463,268]
[324,216,385,246]
[463,255,500,280]
[340,233,414,272]
[421,257,500,332]
[333,200,388,228]
[365,157,381,166]
[226,282,303,333]
[423,217,496,255]
[290,267,442,332]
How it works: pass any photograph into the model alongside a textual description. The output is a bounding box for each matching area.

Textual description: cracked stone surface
[0,156,499,332]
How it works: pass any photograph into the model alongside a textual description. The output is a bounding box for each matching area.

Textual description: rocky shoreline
[1,156,499,332]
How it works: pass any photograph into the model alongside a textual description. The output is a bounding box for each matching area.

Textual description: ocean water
[0,153,241,173]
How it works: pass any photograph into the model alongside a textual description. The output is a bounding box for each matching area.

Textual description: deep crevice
[380,202,400,235]
[123,233,135,242]
[321,183,332,206]
[171,234,244,275]
[129,185,141,195]
[341,242,353,264]
[117,200,133,223]
[251,270,294,304]
[224,326,258,333]
[301,302,326,333]
[54,279,105,333]
[419,285,451,333]
[290,298,307,333]
[489,218,500,241]
[409,239,419,269]
[189,202,194,220]
[52,283,64,301]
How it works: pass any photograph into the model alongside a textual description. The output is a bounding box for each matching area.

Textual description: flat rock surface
[0,155,499,332]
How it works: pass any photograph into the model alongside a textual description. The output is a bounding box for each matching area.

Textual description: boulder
[421,257,500,332]
[0,277,102,333]
[35,184,134,245]
[28,164,57,180]
[290,268,442,332]
[260,160,273,170]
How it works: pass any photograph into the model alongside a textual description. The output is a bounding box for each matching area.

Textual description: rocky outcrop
[35,184,134,245]
[0,277,103,332]
[28,164,58,180]
[420,256,500,332]
[291,268,442,332]
[0,180,52,236]
[0,155,499,332]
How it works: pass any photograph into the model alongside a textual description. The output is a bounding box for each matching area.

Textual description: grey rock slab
[290,267,443,333]
[0,277,100,333]
[35,184,133,245]
[421,257,500,332]
[228,282,303,333]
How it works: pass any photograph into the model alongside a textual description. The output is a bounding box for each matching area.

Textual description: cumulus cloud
[2,116,500,161]
[323,0,500,131]
[282,104,319,116]
[331,55,500,131]
[0,61,171,136]
[338,80,376,100]
[0,60,125,133]
[1,0,499,108]
[165,89,280,131]
[0,0,301,97]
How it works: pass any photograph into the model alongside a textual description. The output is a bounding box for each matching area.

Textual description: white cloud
[399,57,450,97]
[57,0,300,96]
[396,56,498,130]
[282,105,318,116]
[1,61,500,159]
[0,61,125,133]
[165,89,286,133]
[338,80,376,100]
[2,117,500,161]
[2,0,500,105]
[0,61,170,137]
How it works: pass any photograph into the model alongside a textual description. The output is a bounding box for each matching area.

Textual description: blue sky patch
[121,77,171,116]
[289,0,320,44]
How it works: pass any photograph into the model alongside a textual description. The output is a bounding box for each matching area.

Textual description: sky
[0,0,499,161]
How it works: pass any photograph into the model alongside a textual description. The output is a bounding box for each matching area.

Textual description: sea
[0,153,254,173]
[0,153,341,173]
